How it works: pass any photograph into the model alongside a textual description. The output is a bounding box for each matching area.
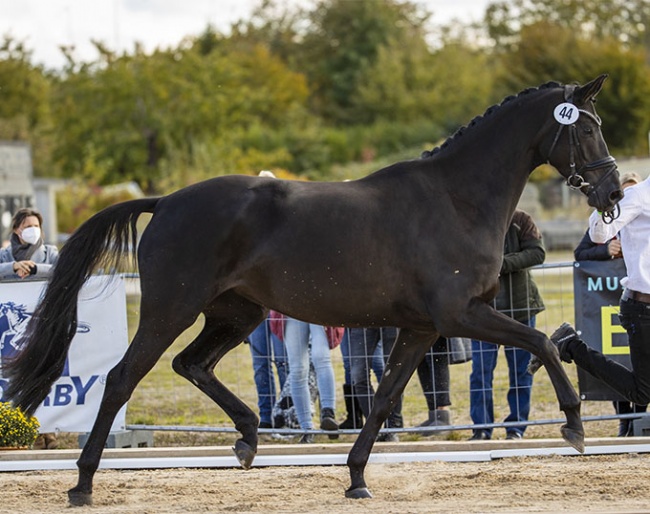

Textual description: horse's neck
[436,101,547,227]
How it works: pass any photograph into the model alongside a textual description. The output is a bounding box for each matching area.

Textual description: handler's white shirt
[589,176,650,294]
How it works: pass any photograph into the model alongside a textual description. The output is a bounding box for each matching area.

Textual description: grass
[57,251,622,449]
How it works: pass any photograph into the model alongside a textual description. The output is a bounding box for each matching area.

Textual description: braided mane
[421,81,562,158]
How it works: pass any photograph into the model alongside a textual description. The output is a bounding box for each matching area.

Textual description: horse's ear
[573,74,608,105]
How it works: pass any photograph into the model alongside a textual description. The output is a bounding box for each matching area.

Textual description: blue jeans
[283,318,336,429]
[340,329,384,385]
[248,319,287,426]
[470,317,535,437]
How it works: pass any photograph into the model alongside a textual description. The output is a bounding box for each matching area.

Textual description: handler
[540,175,650,408]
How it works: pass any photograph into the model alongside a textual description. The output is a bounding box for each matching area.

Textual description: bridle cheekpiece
[547,85,619,222]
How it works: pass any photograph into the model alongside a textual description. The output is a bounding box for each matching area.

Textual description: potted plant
[0,402,40,449]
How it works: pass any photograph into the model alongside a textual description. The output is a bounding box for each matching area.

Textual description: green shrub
[0,402,40,448]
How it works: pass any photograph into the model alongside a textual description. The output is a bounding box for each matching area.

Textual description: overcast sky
[1,0,491,70]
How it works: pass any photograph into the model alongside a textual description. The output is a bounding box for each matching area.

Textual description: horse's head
[544,75,622,218]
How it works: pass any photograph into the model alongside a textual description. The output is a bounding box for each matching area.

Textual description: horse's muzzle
[585,164,622,212]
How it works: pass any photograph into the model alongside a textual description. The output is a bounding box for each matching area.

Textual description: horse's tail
[2,197,160,415]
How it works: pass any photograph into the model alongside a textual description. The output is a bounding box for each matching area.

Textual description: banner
[573,259,630,401]
[0,276,128,432]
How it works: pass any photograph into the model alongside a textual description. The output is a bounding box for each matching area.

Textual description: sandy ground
[3,452,650,513]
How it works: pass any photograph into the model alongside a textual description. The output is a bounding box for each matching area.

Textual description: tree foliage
[1,0,649,203]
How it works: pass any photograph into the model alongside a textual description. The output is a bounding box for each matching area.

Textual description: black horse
[3,75,621,505]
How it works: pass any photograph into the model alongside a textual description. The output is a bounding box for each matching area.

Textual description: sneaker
[528,322,577,374]
[506,431,523,440]
[468,430,490,441]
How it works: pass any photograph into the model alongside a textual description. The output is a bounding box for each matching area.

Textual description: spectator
[282,316,340,443]
[0,208,58,280]
[349,327,403,442]
[415,337,452,434]
[246,313,288,430]
[338,329,384,430]
[0,208,59,449]
[469,210,545,440]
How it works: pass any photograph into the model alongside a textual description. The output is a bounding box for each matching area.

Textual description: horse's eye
[583,126,593,135]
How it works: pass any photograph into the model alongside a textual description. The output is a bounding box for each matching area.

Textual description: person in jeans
[572,172,646,436]
[535,175,650,421]
[246,314,288,430]
[338,329,384,430]
[469,210,545,441]
[349,327,402,442]
[282,317,339,443]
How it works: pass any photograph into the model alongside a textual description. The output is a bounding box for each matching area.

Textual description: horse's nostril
[610,189,624,203]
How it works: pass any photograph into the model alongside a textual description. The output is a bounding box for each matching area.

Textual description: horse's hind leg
[68,301,202,506]
[171,292,266,469]
[347,328,436,499]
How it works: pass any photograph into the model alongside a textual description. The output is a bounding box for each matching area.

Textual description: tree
[0,36,53,175]
[48,37,310,190]
[485,0,650,52]
[295,0,430,124]
[497,21,650,154]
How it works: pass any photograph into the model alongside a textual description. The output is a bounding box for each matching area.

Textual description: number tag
[553,103,580,125]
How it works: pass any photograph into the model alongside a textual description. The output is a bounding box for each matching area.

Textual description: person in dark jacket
[469,210,545,440]
[573,171,646,436]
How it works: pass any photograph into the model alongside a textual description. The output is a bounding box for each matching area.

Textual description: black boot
[618,419,632,437]
[339,384,363,430]
[529,322,579,374]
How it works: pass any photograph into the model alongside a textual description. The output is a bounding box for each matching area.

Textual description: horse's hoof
[68,489,93,507]
[232,439,256,469]
[561,424,585,454]
[345,487,373,499]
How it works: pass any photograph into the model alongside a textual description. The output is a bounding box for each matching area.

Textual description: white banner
[0,276,128,433]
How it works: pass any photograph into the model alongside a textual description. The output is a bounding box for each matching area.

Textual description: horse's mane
[421,81,563,159]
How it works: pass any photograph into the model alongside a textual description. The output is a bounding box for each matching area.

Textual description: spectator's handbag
[325,326,345,350]
[448,337,472,364]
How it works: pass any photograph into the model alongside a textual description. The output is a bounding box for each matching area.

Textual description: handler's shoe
[528,322,578,375]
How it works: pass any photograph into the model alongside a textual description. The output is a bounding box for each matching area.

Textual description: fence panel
[125,261,633,442]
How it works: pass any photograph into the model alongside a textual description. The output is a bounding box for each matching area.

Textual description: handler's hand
[607,239,622,258]
[13,260,36,278]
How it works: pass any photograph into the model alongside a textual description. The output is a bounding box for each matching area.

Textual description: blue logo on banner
[0,301,92,403]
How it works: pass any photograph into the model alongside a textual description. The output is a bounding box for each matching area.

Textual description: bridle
[547,85,619,222]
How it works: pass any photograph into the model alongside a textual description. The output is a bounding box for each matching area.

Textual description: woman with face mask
[0,208,59,280]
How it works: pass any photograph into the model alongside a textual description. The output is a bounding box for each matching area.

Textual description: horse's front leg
[346,329,436,499]
[461,301,584,452]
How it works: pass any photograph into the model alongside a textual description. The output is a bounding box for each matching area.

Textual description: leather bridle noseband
[547,86,619,222]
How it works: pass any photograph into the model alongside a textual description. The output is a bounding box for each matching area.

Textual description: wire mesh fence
[124,260,638,442]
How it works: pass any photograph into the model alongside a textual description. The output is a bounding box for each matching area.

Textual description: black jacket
[574,229,612,261]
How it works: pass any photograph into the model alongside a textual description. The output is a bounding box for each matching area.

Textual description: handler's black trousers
[568,296,650,406]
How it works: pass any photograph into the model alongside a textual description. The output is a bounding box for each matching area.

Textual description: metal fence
[124,261,644,441]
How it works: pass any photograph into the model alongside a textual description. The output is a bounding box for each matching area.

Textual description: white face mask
[20,226,41,245]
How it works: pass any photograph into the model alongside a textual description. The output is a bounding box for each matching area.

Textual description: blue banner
[573,259,630,401]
